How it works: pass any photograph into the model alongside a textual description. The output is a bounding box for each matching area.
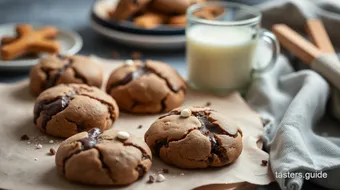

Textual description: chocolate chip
[154,140,168,156]
[43,58,73,89]
[147,175,155,184]
[162,168,169,174]
[205,102,211,107]
[138,125,143,129]
[49,148,56,155]
[136,165,145,177]
[261,160,268,166]
[108,63,182,94]
[20,134,30,141]
[78,128,102,150]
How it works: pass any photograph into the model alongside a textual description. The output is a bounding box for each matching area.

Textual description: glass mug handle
[253,29,280,74]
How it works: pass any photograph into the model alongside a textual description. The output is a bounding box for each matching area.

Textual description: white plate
[90,19,186,49]
[90,0,186,49]
[0,24,83,71]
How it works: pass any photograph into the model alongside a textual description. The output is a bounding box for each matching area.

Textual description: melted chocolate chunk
[109,63,182,93]
[154,140,168,156]
[34,92,75,130]
[147,175,155,183]
[194,112,229,163]
[43,56,73,89]
[62,128,104,174]
[78,128,102,150]
[136,165,145,177]
[109,65,150,89]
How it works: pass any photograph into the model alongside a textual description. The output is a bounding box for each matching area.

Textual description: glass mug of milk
[186,2,279,93]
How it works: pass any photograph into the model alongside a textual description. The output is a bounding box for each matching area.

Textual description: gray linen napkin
[246,0,340,189]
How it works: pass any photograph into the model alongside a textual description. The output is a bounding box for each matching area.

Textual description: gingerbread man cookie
[1,24,59,60]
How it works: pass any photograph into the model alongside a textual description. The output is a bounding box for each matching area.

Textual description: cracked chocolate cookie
[106,60,186,114]
[144,106,243,169]
[110,0,152,20]
[29,54,103,96]
[33,84,119,138]
[55,128,152,185]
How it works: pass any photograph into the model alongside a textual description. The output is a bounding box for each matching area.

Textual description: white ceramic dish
[0,24,83,71]
[90,0,186,49]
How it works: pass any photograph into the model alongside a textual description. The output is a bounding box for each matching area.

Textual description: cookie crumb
[261,160,268,166]
[162,168,169,174]
[26,141,31,145]
[36,144,43,149]
[20,134,30,141]
[205,102,211,107]
[49,148,56,156]
[49,140,54,144]
[180,173,185,176]
[147,175,155,184]
[180,108,192,118]
[117,131,130,140]
[131,51,142,59]
[124,59,134,66]
[34,158,38,161]
[112,50,120,59]
[138,125,143,129]
[156,174,165,182]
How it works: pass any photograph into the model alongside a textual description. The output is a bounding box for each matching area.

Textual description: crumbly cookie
[133,12,168,29]
[29,54,103,96]
[33,84,119,138]
[56,128,152,185]
[106,60,186,114]
[144,107,243,169]
[168,14,186,27]
[110,0,152,20]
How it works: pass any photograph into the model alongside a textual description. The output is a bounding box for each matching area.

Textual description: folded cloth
[246,0,340,189]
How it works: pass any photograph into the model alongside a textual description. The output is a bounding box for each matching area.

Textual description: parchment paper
[0,59,273,190]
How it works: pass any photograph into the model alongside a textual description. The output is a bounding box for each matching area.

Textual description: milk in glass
[187,25,258,91]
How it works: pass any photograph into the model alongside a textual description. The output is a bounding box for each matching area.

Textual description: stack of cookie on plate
[109,0,206,28]
[29,55,243,186]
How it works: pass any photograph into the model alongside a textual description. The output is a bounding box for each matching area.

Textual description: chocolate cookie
[56,128,152,185]
[110,0,152,20]
[150,0,204,14]
[144,107,243,169]
[133,12,168,29]
[34,84,119,138]
[29,54,103,96]
[106,60,186,114]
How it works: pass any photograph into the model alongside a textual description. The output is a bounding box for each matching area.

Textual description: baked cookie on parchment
[106,60,186,114]
[33,84,119,138]
[55,128,152,185]
[145,106,243,169]
[29,54,103,96]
